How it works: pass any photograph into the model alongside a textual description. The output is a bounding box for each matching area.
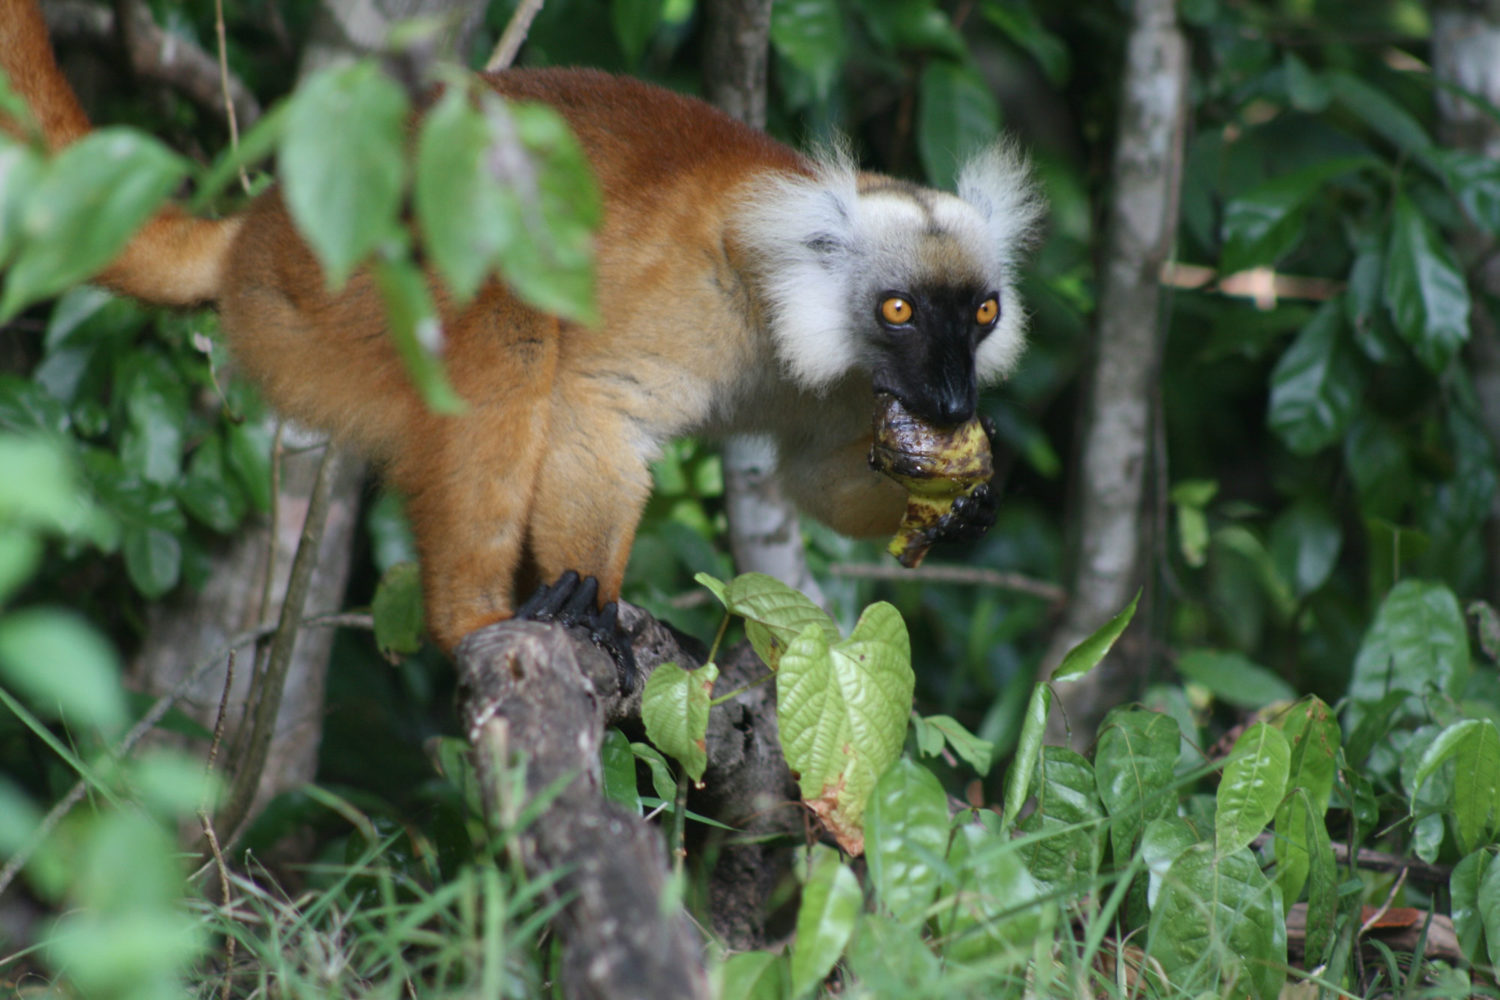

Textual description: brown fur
[0,8,905,649]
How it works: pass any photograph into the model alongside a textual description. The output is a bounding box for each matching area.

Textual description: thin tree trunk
[702,0,826,608]
[1042,0,1187,748]
[1432,2,1500,607]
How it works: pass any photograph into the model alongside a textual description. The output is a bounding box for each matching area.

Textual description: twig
[212,0,251,194]
[826,561,1067,604]
[485,0,545,72]
[214,445,345,847]
[198,649,238,1000]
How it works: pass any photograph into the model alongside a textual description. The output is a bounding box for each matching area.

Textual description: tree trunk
[1432,1,1500,608]
[1042,0,1187,748]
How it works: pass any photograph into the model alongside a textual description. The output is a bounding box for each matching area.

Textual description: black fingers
[516,571,637,692]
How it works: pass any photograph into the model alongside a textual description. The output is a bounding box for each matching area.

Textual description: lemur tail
[0,0,242,307]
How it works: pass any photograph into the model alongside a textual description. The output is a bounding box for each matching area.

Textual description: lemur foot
[516,570,638,692]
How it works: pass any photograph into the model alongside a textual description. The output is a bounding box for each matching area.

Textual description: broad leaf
[641,660,718,783]
[1019,747,1105,895]
[1412,719,1500,854]
[770,0,846,99]
[371,562,424,659]
[698,572,838,671]
[1215,723,1290,855]
[917,61,999,190]
[1149,844,1287,1000]
[1385,193,1470,373]
[279,62,407,288]
[719,951,789,1000]
[865,758,948,923]
[1002,682,1050,823]
[1268,499,1342,598]
[1,129,186,319]
[1094,709,1180,862]
[918,714,994,775]
[0,608,126,735]
[1347,579,1469,731]
[778,603,913,854]
[942,822,1049,966]
[1176,650,1295,710]
[1220,157,1373,274]
[790,848,861,998]
[1267,301,1362,455]
[1452,848,1491,963]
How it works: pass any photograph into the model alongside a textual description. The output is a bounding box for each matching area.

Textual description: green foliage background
[5,0,1500,995]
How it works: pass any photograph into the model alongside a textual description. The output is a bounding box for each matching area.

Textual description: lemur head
[737,142,1042,427]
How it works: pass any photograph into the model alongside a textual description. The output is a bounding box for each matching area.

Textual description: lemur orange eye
[976,296,999,326]
[880,296,913,325]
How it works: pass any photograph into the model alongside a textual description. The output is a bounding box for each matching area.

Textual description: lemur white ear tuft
[958,141,1045,383]
[957,141,1045,274]
[735,151,865,390]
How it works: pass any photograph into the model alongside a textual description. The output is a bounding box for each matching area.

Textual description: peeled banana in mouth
[868,393,993,568]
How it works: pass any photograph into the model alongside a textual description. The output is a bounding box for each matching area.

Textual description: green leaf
[1148,844,1287,1000]
[178,433,247,534]
[1176,650,1296,710]
[1326,71,1433,156]
[226,418,274,514]
[917,61,1000,190]
[123,523,181,599]
[1385,193,1470,372]
[1018,747,1105,895]
[1053,590,1139,682]
[790,847,861,999]
[1002,682,1049,824]
[279,61,408,288]
[0,607,126,735]
[371,255,466,415]
[919,714,994,775]
[1480,848,1500,971]
[611,0,665,65]
[778,603,913,855]
[600,728,641,813]
[494,103,599,326]
[718,951,790,1000]
[1267,301,1362,456]
[1347,579,1469,731]
[1452,848,1491,963]
[1430,147,1500,235]
[371,561,424,659]
[1300,789,1338,964]
[1141,816,1197,909]
[0,128,187,319]
[845,912,943,998]
[415,87,516,304]
[641,660,718,782]
[119,353,188,486]
[629,741,677,802]
[1215,722,1290,855]
[941,822,1049,965]
[1094,709,1180,862]
[1220,157,1374,274]
[1269,499,1342,598]
[701,572,838,671]
[865,758,948,923]
[0,137,44,267]
[1412,719,1500,853]
[770,0,846,99]
[1273,697,1340,902]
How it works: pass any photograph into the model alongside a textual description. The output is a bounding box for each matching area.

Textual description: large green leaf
[1053,590,1139,682]
[1267,301,1362,456]
[1094,709,1180,862]
[941,822,1049,966]
[1002,682,1050,824]
[1326,71,1433,156]
[641,660,718,783]
[1272,697,1338,904]
[1480,848,1500,971]
[770,0,846,99]
[1176,650,1296,710]
[1268,499,1342,599]
[1384,193,1470,373]
[1018,747,1105,895]
[1300,789,1338,965]
[865,758,949,924]
[279,61,408,288]
[0,607,126,735]
[698,572,838,671]
[1452,848,1491,963]
[1412,719,1500,854]
[371,562,424,660]
[1220,157,1374,274]
[718,951,790,1000]
[790,848,861,999]
[0,128,187,319]
[415,87,516,305]
[1347,579,1469,730]
[1215,723,1290,856]
[1148,844,1287,1000]
[917,61,999,189]
[778,603,913,854]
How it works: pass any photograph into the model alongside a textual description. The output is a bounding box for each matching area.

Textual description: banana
[869,393,993,568]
